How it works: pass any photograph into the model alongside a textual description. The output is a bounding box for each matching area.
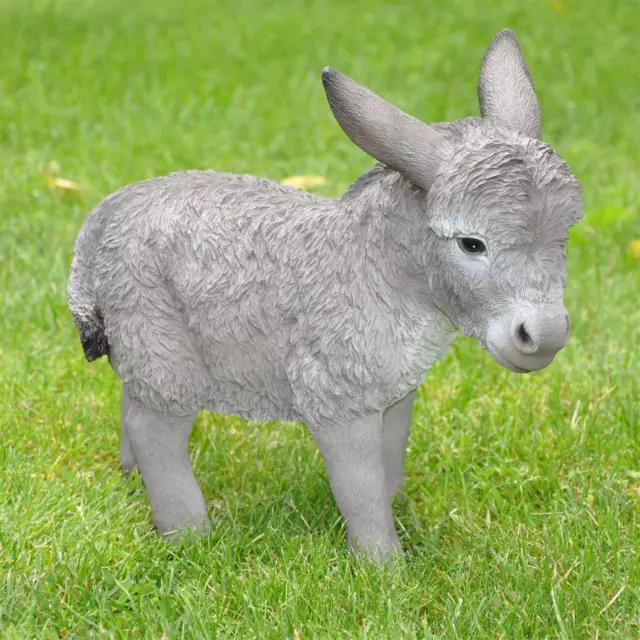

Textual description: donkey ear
[321,68,452,192]
[478,29,542,140]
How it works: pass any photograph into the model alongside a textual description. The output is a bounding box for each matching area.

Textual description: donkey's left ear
[478,29,542,140]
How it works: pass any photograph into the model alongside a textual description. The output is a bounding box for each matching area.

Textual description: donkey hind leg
[120,386,137,477]
[122,387,209,537]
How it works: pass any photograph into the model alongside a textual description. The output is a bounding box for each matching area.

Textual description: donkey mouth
[494,353,531,373]
[500,358,532,374]
[486,342,547,374]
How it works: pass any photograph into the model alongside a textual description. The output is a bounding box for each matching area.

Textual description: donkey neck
[341,165,442,310]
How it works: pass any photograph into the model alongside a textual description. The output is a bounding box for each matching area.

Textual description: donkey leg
[122,387,209,536]
[382,390,416,502]
[310,413,401,564]
[120,386,137,477]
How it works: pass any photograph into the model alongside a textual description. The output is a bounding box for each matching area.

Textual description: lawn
[1,0,639,637]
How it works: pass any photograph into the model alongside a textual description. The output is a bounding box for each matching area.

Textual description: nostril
[516,322,532,346]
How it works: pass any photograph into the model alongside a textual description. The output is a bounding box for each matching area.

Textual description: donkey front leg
[382,390,416,502]
[310,413,401,564]
[121,386,209,536]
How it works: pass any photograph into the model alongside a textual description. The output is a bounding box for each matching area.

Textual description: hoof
[158,517,212,543]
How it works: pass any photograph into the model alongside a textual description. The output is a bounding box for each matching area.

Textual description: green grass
[1,0,639,636]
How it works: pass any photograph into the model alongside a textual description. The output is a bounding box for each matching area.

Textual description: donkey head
[323,29,582,373]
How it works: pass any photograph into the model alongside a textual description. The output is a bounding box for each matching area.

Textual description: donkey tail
[67,201,112,361]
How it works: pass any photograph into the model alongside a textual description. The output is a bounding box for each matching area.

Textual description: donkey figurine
[68,29,582,562]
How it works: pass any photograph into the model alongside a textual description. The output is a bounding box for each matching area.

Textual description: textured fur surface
[68,29,582,559]
[70,168,459,422]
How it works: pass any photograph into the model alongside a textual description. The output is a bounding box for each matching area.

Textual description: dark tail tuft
[78,307,109,361]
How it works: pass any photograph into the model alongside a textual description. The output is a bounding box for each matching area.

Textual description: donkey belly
[201,335,298,422]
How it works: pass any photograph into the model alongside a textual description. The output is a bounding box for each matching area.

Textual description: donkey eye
[458,237,486,254]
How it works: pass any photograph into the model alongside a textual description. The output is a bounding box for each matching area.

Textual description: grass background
[1,0,639,637]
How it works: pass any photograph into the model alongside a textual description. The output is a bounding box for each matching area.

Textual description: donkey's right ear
[322,68,452,192]
[478,29,542,140]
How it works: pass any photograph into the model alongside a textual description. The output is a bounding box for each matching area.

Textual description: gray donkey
[68,29,582,562]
